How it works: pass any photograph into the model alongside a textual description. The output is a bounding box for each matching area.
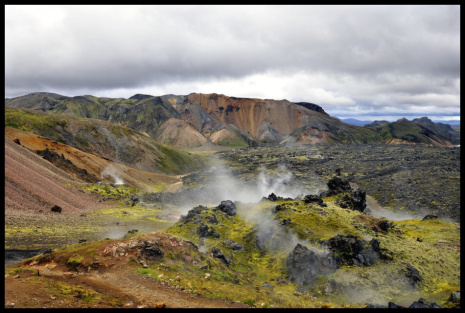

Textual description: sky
[5,5,460,122]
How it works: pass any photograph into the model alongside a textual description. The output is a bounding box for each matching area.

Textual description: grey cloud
[5,5,460,121]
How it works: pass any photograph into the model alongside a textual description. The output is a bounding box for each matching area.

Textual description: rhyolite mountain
[5,92,459,148]
[5,108,206,176]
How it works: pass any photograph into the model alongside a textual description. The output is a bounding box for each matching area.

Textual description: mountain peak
[129,94,154,100]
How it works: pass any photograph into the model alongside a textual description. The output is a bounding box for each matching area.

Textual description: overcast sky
[5,5,460,121]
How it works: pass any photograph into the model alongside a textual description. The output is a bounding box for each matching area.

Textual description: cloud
[5,5,460,120]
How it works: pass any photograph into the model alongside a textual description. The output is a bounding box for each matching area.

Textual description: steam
[101,165,124,185]
[202,161,306,205]
[257,164,297,199]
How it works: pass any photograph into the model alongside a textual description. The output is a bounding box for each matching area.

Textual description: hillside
[365,117,459,146]
[5,92,380,147]
[5,108,206,175]
[6,175,460,308]
[6,92,458,148]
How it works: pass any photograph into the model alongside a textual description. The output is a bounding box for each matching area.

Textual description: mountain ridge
[5,92,459,147]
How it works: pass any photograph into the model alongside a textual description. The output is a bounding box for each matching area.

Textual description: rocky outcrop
[286,243,338,285]
[215,200,237,216]
[325,235,391,266]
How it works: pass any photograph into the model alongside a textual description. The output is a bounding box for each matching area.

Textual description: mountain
[364,117,459,146]
[363,120,390,127]
[339,118,374,126]
[5,92,459,147]
[5,108,206,175]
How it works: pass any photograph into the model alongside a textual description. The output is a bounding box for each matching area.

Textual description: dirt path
[5,263,251,309]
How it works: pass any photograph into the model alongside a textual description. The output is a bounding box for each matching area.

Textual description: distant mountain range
[340,117,460,127]
[5,92,460,148]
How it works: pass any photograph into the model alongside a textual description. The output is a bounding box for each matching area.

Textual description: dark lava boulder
[211,247,230,266]
[378,219,393,232]
[197,223,220,239]
[304,194,324,205]
[216,200,237,216]
[179,205,208,224]
[408,298,441,308]
[405,263,422,285]
[351,188,367,212]
[51,205,62,213]
[266,193,278,201]
[327,176,352,195]
[448,291,460,303]
[326,235,390,266]
[286,243,338,285]
[272,204,287,213]
[221,239,246,251]
[137,240,164,263]
[336,189,367,212]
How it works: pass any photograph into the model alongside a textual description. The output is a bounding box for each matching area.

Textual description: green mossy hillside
[4,108,207,175]
[160,194,460,307]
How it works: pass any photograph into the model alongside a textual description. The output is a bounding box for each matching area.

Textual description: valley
[4,92,460,308]
[5,141,460,308]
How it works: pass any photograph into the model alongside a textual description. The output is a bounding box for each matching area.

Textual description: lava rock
[378,220,393,232]
[51,205,62,213]
[351,188,367,212]
[216,200,237,216]
[137,241,164,263]
[408,298,441,308]
[286,243,338,285]
[197,223,220,239]
[304,194,323,205]
[406,263,422,285]
[326,235,386,266]
[205,214,219,224]
[180,205,208,224]
[422,214,439,221]
[388,302,407,308]
[266,193,278,201]
[448,291,460,303]
[272,204,287,213]
[327,176,352,195]
[211,248,230,266]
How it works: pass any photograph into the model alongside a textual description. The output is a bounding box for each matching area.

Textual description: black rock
[304,194,323,205]
[266,193,278,201]
[211,248,230,266]
[327,176,352,195]
[378,220,392,232]
[272,204,287,213]
[51,205,62,213]
[216,200,237,216]
[422,214,439,221]
[408,298,441,308]
[351,188,367,212]
[180,205,208,224]
[388,302,407,308]
[319,189,333,198]
[326,235,387,266]
[197,223,220,239]
[205,214,219,224]
[406,263,422,285]
[286,243,338,285]
[365,304,389,308]
[448,291,460,303]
